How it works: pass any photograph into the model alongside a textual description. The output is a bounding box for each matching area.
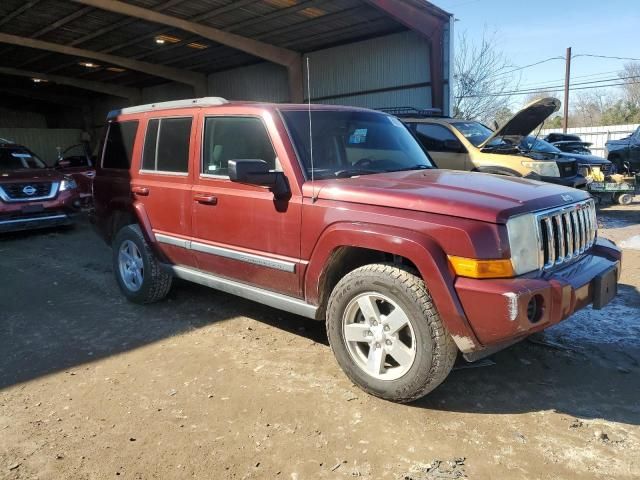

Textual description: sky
[435,0,640,108]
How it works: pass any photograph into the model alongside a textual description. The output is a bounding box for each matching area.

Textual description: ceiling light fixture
[32,78,47,83]
[79,61,99,68]
[187,42,208,50]
[106,67,126,73]
[155,34,181,44]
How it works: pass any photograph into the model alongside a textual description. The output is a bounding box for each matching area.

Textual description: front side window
[142,117,192,173]
[414,123,460,152]
[280,110,434,179]
[102,121,138,169]
[202,117,277,176]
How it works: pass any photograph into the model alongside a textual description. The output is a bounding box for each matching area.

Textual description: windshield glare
[0,147,47,171]
[281,110,434,179]
[451,121,504,147]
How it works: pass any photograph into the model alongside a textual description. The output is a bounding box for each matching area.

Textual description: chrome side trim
[0,182,59,203]
[0,214,67,225]
[190,240,296,273]
[155,232,296,273]
[155,233,189,249]
[171,265,317,319]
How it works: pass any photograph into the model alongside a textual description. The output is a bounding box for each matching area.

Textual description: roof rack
[377,107,448,118]
[108,97,229,118]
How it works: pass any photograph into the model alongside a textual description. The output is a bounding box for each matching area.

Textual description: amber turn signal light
[448,256,515,279]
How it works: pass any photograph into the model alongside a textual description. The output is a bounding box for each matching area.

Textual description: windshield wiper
[387,164,432,173]
[333,168,381,178]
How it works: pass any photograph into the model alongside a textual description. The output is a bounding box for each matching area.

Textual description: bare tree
[452,30,519,122]
[619,62,640,107]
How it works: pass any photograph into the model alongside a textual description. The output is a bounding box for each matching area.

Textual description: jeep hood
[308,169,590,224]
[479,97,561,148]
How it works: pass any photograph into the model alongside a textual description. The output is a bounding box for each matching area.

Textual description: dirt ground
[1,203,639,480]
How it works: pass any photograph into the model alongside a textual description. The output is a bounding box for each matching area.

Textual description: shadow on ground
[1,223,638,428]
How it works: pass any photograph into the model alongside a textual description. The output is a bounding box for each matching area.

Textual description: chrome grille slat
[537,200,596,271]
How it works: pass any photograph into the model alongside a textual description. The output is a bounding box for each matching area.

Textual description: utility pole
[563,47,571,133]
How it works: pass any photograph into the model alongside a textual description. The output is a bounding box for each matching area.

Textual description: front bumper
[539,174,587,189]
[0,212,75,233]
[454,238,621,357]
[0,190,81,233]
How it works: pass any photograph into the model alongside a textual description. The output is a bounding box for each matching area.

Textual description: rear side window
[142,117,192,173]
[202,117,277,176]
[102,121,138,169]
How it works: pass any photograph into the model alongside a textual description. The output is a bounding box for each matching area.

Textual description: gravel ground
[1,204,639,480]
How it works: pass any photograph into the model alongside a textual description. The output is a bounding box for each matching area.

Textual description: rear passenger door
[412,123,468,170]
[190,114,303,298]
[133,115,196,268]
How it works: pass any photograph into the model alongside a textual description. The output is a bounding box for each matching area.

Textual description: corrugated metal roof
[0,0,449,92]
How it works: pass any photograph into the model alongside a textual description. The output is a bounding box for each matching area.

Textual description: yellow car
[392,98,586,188]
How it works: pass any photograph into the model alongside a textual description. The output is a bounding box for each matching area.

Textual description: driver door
[190,114,303,298]
[412,123,468,170]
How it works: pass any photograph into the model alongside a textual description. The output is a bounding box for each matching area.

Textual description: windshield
[0,147,47,171]
[280,110,434,179]
[520,136,561,153]
[450,121,504,147]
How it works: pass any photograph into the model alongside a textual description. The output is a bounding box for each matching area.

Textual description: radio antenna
[306,56,316,203]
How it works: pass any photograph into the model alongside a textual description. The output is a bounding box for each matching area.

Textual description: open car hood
[479,97,561,148]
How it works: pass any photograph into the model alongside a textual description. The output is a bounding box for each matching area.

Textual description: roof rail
[108,97,228,118]
[377,107,448,118]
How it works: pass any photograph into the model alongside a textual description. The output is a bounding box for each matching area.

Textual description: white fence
[540,124,639,156]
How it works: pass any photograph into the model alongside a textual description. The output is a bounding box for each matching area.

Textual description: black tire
[326,263,458,403]
[112,224,172,304]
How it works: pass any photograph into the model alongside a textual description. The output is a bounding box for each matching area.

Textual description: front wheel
[615,193,633,205]
[326,263,458,403]
[112,224,172,304]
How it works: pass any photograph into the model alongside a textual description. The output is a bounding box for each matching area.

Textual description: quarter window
[414,124,460,152]
[142,117,192,173]
[102,121,138,169]
[202,117,277,176]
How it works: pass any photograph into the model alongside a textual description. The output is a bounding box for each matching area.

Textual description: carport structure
[0,0,452,146]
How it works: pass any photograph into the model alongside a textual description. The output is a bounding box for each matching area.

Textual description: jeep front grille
[537,200,597,270]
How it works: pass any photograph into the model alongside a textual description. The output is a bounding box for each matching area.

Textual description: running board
[170,265,318,319]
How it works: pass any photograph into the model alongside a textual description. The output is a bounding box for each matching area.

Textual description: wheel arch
[305,222,481,352]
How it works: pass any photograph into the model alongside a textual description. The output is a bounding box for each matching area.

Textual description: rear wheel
[112,224,172,304]
[326,263,457,403]
[615,193,633,205]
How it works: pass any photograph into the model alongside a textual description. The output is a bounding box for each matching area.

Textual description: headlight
[60,176,78,191]
[521,161,560,177]
[506,213,540,275]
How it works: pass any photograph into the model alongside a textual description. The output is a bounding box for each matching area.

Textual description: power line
[518,69,623,88]
[494,56,565,77]
[456,80,640,99]
[574,53,640,62]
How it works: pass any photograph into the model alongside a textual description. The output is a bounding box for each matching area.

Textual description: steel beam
[0,66,141,102]
[364,0,449,111]
[0,32,207,96]
[71,0,303,101]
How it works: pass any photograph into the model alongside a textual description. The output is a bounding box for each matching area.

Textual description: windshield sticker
[11,153,32,158]
[388,116,403,128]
[349,128,368,144]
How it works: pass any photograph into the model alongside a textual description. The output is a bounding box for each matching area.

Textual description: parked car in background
[606,125,640,173]
[520,135,613,179]
[544,133,593,154]
[93,97,620,403]
[388,98,586,189]
[0,140,82,233]
[54,143,96,205]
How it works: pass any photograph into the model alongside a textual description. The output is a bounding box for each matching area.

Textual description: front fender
[305,222,481,352]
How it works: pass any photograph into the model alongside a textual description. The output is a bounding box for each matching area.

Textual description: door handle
[131,186,149,196]
[194,194,218,205]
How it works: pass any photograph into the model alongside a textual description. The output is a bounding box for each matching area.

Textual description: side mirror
[443,139,463,153]
[228,159,290,200]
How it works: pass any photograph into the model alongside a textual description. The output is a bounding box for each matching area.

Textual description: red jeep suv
[93,98,621,403]
[0,140,82,233]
